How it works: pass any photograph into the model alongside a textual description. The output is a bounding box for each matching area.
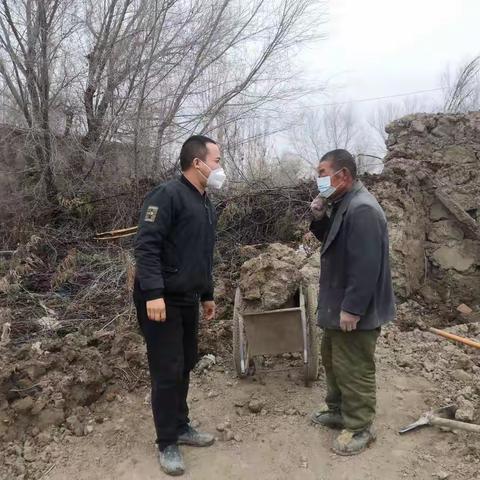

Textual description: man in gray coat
[309,149,395,456]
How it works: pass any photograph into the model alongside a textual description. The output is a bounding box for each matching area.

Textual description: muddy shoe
[158,444,185,476]
[332,426,376,456]
[177,426,215,447]
[311,407,344,429]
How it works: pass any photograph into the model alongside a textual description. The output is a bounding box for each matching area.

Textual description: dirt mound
[0,327,147,443]
[380,321,480,424]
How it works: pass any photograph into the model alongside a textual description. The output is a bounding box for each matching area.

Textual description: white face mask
[199,161,226,190]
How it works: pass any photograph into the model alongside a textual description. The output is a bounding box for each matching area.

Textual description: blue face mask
[316,169,342,198]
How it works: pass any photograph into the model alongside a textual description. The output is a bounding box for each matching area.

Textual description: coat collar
[180,174,207,198]
[321,180,364,254]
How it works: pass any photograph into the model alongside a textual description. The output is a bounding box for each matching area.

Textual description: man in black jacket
[309,149,395,456]
[134,135,224,476]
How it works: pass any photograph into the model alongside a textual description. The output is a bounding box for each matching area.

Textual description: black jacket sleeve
[310,215,330,242]
[341,204,383,316]
[200,202,215,302]
[134,186,174,301]
[200,287,214,302]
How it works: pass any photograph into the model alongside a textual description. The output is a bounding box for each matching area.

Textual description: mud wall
[368,112,480,305]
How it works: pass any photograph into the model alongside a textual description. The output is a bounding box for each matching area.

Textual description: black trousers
[135,298,199,450]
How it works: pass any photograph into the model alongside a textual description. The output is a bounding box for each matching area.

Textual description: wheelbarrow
[232,283,320,386]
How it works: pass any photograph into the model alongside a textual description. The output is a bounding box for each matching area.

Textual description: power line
[297,87,444,110]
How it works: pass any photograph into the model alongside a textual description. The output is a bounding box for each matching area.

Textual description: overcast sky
[280,0,480,158]
[304,0,480,109]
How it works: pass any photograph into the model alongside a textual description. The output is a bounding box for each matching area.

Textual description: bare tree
[442,55,480,113]
[0,0,327,196]
[289,103,359,168]
[77,0,326,176]
[0,0,76,202]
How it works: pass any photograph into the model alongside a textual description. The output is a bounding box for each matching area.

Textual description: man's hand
[310,194,327,220]
[202,301,216,321]
[340,310,360,332]
[146,298,166,322]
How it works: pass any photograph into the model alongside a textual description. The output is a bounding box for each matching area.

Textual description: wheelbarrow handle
[430,416,480,433]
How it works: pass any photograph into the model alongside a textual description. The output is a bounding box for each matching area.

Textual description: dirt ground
[38,336,477,480]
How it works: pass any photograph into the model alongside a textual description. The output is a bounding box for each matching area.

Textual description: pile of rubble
[238,243,319,312]
[0,328,147,443]
[381,319,480,424]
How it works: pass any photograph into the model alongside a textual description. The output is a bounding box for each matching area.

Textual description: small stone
[397,356,413,368]
[224,430,234,441]
[66,415,85,437]
[195,354,216,373]
[105,392,116,402]
[31,397,48,415]
[454,369,473,383]
[207,391,219,399]
[433,471,450,480]
[191,419,201,428]
[85,425,94,435]
[411,120,426,133]
[455,399,475,422]
[22,445,36,463]
[457,304,472,315]
[234,398,247,407]
[300,455,308,469]
[423,360,435,372]
[36,431,52,445]
[12,397,34,414]
[248,399,265,414]
[233,433,242,442]
[216,423,226,432]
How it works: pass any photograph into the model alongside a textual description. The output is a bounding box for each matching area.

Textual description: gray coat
[310,181,395,330]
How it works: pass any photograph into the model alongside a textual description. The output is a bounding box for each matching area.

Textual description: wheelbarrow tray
[242,307,305,356]
[232,284,320,385]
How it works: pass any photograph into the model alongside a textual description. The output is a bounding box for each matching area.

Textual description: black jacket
[310,181,395,330]
[133,175,216,304]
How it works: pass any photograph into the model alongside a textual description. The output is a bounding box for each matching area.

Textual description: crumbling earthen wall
[369,112,480,305]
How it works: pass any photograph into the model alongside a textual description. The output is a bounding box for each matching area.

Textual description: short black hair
[179,135,217,171]
[320,149,357,179]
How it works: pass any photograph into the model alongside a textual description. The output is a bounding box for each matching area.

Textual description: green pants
[321,328,380,432]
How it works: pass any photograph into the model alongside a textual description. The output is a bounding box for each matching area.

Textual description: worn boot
[332,426,376,456]
[158,444,185,476]
[311,406,344,429]
[177,426,215,447]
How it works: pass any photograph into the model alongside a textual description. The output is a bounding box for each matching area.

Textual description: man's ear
[340,167,350,180]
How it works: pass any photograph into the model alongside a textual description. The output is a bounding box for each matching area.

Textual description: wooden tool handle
[429,327,480,350]
[430,416,480,433]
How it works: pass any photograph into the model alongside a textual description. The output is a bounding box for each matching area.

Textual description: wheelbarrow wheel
[304,283,320,386]
[233,287,255,378]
